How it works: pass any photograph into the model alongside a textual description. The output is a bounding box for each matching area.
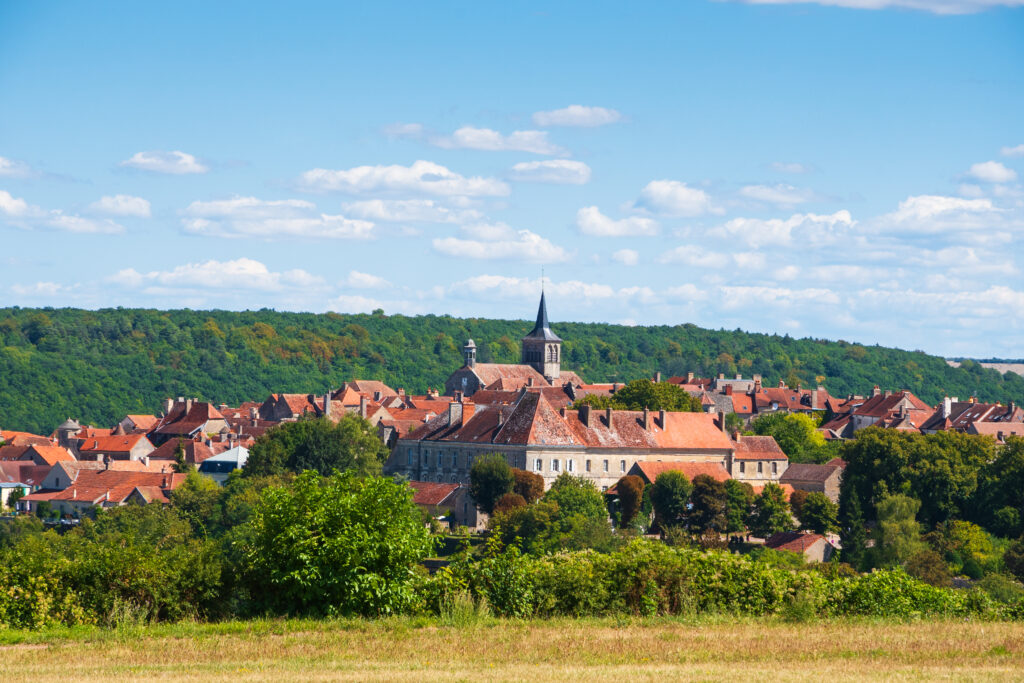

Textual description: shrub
[512,468,544,504]
[469,453,514,515]
[616,475,644,529]
[242,471,434,617]
[905,549,952,587]
[494,492,527,515]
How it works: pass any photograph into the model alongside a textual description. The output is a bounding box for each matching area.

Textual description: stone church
[443,292,584,397]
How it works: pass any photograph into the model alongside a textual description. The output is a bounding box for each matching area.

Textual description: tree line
[1,306,1022,433]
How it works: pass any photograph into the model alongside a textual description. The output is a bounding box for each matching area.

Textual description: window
[534,458,543,472]
[438,453,443,468]
[552,459,560,472]
[407,449,413,466]
[452,454,458,468]
[620,460,626,473]
[567,459,575,472]
[739,462,745,474]
[771,461,778,475]
[586,460,592,472]
[757,462,763,474]
[603,460,609,472]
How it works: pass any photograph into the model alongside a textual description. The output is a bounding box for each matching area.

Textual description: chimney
[324,394,331,417]
[811,390,819,411]
[942,397,952,419]
[719,373,725,380]
[185,398,193,414]
[448,402,463,427]
[778,380,786,388]
[461,401,476,424]
[359,396,368,419]
[687,372,694,383]
[643,407,651,431]
[659,409,667,431]
[163,398,174,415]
[717,411,727,432]
[454,391,463,403]
[754,376,762,392]
[654,372,662,383]
[969,396,976,404]
[527,377,535,387]
[735,374,742,380]
[884,390,892,398]
[249,406,258,420]
[872,385,881,397]
[141,455,149,466]
[725,385,733,396]
[605,407,614,431]
[580,405,592,428]
[398,388,405,396]
[612,382,620,392]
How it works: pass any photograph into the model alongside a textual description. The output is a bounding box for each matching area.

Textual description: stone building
[444,293,583,398]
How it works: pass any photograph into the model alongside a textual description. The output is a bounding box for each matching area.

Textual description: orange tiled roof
[27,445,74,466]
[631,461,731,484]
[78,433,149,454]
[732,435,788,460]
[408,480,460,506]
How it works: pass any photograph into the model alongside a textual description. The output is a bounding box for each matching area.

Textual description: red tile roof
[78,433,150,454]
[631,461,731,484]
[0,430,52,446]
[27,445,75,466]
[732,435,788,460]
[765,531,830,553]
[408,480,460,506]
[148,438,216,464]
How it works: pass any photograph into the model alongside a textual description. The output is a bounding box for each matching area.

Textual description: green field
[2,617,1024,681]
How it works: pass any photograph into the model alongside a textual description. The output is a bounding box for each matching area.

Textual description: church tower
[521,292,562,382]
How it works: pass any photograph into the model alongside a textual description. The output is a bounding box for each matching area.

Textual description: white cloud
[182,196,374,240]
[532,105,623,127]
[433,230,570,263]
[327,294,388,314]
[88,194,151,218]
[120,150,207,175]
[109,258,323,293]
[459,222,517,240]
[728,0,1024,15]
[709,210,855,248]
[342,199,482,224]
[1001,144,1024,158]
[770,162,810,174]
[740,183,816,206]
[576,206,658,236]
[0,190,123,233]
[509,160,591,185]
[968,161,1018,183]
[658,246,730,268]
[721,285,841,309]
[633,180,717,216]
[875,194,1012,236]
[343,271,391,289]
[0,190,31,216]
[431,127,566,155]
[298,160,509,197]
[10,281,69,296]
[0,156,34,178]
[612,249,639,266]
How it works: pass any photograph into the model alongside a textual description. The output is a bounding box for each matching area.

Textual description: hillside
[1,307,1022,434]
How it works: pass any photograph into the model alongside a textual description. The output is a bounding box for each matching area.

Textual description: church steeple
[522,291,562,382]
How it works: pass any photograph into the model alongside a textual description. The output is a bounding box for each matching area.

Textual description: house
[151,399,227,444]
[77,433,155,461]
[0,461,52,491]
[390,389,737,492]
[779,461,845,503]
[0,430,53,447]
[730,435,789,483]
[626,460,732,485]
[0,443,74,467]
[147,437,221,465]
[20,470,188,516]
[919,398,1023,435]
[197,446,250,484]
[117,414,161,433]
[764,531,837,562]
[967,422,1024,443]
[407,480,485,531]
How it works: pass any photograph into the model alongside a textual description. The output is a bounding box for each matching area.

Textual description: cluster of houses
[1,294,1020,561]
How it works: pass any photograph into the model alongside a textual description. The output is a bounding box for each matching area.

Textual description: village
[1,294,1021,564]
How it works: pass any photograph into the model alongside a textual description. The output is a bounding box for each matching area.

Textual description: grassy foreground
[1,617,1023,681]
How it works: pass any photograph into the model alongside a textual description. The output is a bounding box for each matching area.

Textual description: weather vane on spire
[541,266,545,294]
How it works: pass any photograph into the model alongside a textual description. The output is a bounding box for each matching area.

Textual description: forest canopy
[0,306,1021,433]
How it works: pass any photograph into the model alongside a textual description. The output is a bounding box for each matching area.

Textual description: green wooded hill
[1,307,1022,434]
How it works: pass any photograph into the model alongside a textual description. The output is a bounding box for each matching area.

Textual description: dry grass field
[2,618,1024,681]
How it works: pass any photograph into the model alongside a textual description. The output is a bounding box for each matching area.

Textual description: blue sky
[1,0,1022,357]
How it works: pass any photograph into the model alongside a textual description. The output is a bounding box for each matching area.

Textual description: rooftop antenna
[541,266,545,294]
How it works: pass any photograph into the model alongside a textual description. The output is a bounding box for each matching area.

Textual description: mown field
[2,617,1024,681]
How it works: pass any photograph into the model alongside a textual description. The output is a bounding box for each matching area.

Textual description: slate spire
[523,291,561,341]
